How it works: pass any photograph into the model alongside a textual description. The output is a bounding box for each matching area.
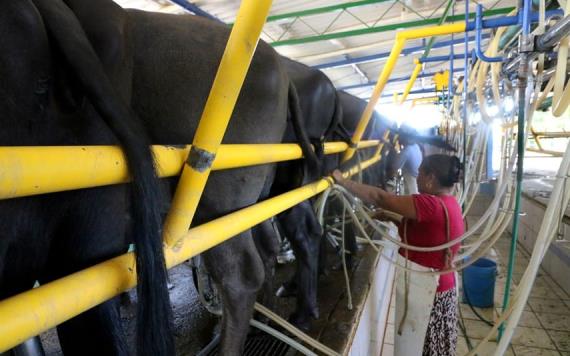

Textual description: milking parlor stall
[1,0,569,355]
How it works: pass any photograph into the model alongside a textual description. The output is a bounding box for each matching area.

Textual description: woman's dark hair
[421,154,463,187]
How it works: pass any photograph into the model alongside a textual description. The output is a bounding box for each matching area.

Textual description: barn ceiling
[112,0,517,104]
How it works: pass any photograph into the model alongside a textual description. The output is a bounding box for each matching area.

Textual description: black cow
[255,58,345,331]
[1,2,317,356]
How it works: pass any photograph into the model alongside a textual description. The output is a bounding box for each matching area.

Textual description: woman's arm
[332,170,417,219]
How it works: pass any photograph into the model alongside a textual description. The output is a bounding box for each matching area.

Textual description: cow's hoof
[288,313,312,333]
[332,256,353,271]
[310,307,319,319]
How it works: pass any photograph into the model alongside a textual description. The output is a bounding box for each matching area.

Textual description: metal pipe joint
[535,15,570,51]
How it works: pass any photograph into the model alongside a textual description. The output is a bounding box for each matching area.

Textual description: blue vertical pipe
[448,2,455,108]
[522,0,532,35]
[419,54,467,63]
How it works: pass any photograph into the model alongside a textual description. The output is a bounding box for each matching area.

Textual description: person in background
[392,127,423,194]
[332,154,464,356]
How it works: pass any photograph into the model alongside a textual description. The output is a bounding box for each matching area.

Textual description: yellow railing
[0,149,381,351]
[0,141,379,200]
[401,60,423,104]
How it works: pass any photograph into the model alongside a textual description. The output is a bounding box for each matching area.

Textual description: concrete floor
[41,262,218,355]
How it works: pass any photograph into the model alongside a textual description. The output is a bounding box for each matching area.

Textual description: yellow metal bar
[342,21,467,163]
[0,141,378,200]
[372,130,391,158]
[162,0,273,247]
[411,96,439,107]
[341,38,406,162]
[0,153,381,352]
[399,22,466,40]
[400,61,422,104]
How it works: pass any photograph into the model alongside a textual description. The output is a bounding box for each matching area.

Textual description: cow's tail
[288,82,321,177]
[31,1,174,355]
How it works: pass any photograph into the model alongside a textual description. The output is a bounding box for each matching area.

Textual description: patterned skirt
[422,288,458,356]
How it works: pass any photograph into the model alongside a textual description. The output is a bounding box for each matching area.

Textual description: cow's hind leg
[279,201,322,331]
[42,188,130,356]
[194,166,273,356]
[56,298,126,356]
[202,231,264,356]
[252,219,279,310]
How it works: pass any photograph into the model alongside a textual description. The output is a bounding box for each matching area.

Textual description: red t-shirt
[398,194,464,292]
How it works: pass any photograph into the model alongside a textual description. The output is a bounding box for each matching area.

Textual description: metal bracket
[187,146,216,172]
[519,33,535,53]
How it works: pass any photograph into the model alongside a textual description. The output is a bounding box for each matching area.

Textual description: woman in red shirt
[333,154,464,356]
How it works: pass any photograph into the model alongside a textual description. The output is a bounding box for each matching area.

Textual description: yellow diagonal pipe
[400,61,423,104]
[372,130,392,158]
[0,141,379,200]
[161,0,274,247]
[0,153,381,352]
[341,38,406,162]
[342,22,466,163]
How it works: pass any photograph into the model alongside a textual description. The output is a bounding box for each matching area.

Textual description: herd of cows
[0,1,452,355]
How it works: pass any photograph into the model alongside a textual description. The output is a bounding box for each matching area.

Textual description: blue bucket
[462,258,497,308]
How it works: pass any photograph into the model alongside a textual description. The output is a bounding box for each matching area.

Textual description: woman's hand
[371,208,403,223]
[371,208,388,221]
[332,169,345,185]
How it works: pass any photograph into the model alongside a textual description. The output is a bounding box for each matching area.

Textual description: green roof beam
[228,0,391,26]
[421,0,455,58]
[266,0,392,23]
[270,6,515,46]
